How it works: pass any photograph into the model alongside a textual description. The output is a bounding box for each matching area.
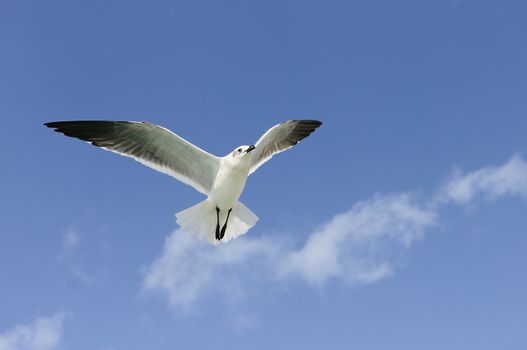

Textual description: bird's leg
[219,208,232,240]
[215,207,221,241]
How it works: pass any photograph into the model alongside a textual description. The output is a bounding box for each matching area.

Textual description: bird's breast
[209,161,249,210]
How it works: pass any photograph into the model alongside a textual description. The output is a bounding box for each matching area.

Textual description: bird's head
[231,145,256,159]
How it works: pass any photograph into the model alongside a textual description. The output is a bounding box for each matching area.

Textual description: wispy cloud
[142,194,435,311]
[142,232,281,311]
[278,193,436,285]
[142,155,527,312]
[0,312,67,350]
[57,230,92,285]
[58,230,80,260]
[437,155,527,204]
[62,230,80,250]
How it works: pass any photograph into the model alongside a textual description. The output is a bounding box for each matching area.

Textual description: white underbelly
[209,167,248,210]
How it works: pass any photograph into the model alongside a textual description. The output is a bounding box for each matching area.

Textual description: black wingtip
[44,121,75,130]
[297,119,322,127]
[44,121,77,135]
[294,120,323,132]
[44,121,66,133]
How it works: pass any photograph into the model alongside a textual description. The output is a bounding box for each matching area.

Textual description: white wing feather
[45,121,220,195]
[249,120,322,174]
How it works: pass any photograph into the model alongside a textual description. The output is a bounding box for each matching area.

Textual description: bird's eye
[237,148,242,152]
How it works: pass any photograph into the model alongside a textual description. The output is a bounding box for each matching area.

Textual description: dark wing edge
[249,119,322,174]
[44,120,220,194]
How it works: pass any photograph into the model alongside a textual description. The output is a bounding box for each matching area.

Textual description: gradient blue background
[1,1,526,349]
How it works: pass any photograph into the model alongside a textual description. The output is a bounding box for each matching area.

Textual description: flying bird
[44,120,322,243]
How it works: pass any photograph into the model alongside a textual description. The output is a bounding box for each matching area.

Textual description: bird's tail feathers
[175,199,259,244]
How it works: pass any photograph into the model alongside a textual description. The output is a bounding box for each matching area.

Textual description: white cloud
[58,230,80,262]
[63,230,80,250]
[0,312,67,350]
[438,155,527,204]
[142,155,527,312]
[57,229,92,285]
[278,194,436,285]
[142,193,436,309]
[142,232,281,311]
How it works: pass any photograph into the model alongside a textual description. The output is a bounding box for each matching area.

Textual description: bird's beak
[245,145,256,153]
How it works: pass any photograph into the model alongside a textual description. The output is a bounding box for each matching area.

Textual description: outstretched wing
[45,120,220,195]
[249,120,322,174]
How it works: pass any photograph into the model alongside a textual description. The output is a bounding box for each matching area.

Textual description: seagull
[44,120,322,243]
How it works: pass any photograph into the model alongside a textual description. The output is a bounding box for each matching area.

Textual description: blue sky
[1,0,526,349]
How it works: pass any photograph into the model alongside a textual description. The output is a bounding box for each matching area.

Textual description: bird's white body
[209,154,251,211]
[175,146,258,243]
